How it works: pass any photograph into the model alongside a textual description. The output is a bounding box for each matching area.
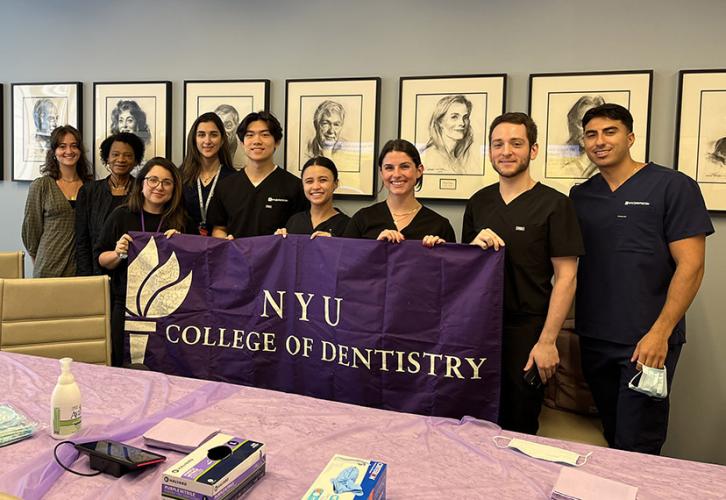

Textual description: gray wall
[2,0,724,465]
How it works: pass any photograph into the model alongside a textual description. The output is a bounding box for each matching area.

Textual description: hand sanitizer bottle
[50,357,82,439]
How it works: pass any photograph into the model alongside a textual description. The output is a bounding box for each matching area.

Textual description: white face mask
[628,365,668,399]
[493,436,592,467]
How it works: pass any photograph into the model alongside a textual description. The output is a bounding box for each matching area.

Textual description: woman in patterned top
[22,125,93,277]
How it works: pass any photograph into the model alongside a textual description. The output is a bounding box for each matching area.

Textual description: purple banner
[125,233,503,421]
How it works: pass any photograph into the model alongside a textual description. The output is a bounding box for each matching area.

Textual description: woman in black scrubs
[96,157,190,366]
[75,132,144,275]
[276,156,349,237]
[180,112,235,236]
[343,139,455,246]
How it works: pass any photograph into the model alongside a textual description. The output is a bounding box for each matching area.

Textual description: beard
[492,156,530,178]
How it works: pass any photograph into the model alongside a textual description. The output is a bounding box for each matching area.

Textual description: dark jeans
[579,336,682,454]
[499,316,546,435]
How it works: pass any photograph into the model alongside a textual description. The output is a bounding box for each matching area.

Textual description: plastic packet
[0,403,39,447]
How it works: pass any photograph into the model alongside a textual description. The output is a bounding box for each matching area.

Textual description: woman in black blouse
[75,132,144,275]
[276,156,349,238]
[343,139,455,246]
[180,112,235,236]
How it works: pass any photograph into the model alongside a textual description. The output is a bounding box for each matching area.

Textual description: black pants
[110,298,126,367]
[579,336,682,454]
[499,316,546,435]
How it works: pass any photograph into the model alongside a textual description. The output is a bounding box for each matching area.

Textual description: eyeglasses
[144,176,174,189]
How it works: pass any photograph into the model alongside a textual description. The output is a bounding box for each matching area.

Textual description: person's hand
[163,229,180,239]
[377,229,405,243]
[275,228,288,238]
[225,234,234,240]
[310,231,332,239]
[422,235,446,248]
[631,329,669,369]
[524,341,559,384]
[470,228,505,251]
[115,234,132,258]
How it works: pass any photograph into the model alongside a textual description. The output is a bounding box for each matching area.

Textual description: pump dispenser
[50,357,82,439]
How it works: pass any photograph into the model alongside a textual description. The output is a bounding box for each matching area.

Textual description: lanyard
[197,168,221,225]
[140,211,164,233]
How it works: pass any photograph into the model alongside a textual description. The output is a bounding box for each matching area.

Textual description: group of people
[21,104,713,456]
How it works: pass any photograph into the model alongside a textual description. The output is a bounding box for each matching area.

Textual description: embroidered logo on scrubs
[124,237,193,365]
[268,197,288,203]
[515,226,525,231]
[624,201,650,206]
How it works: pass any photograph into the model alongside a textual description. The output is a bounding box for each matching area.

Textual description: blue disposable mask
[628,365,668,399]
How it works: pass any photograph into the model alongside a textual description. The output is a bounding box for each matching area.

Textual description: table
[1,352,724,499]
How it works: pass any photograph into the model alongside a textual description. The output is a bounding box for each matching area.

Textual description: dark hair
[110,100,151,144]
[40,125,93,181]
[488,112,538,147]
[301,156,339,181]
[582,103,633,133]
[180,112,234,187]
[377,139,423,190]
[566,95,605,147]
[126,157,187,232]
[236,110,283,143]
[99,132,145,165]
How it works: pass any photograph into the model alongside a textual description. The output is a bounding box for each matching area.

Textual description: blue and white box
[302,454,386,500]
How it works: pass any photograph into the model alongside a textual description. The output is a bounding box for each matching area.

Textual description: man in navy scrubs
[570,104,714,454]
[463,112,584,434]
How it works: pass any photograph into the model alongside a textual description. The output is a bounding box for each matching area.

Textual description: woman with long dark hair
[22,125,93,277]
[180,112,235,236]
[96,157,189,366]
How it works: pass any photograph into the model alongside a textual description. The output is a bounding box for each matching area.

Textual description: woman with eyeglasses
[96,157,190,366]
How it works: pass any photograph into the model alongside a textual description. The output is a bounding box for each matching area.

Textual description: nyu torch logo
[125,237,193,364]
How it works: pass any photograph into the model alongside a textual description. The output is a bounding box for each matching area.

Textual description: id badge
[198,223,209,237]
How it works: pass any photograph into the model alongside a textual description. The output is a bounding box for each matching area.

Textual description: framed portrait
[93,81,171,177]
[285,77,380,197]
[183,80,270,170]
[11,82,82,181]
[399,74,506,200]
[529,70,652,195]
[675,69,726,212]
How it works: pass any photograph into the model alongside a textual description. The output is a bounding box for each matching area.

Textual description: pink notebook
[551,467,638,500]
[142,417,219,453]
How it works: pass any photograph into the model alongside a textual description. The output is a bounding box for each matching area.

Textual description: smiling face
[107,140,136,177]
[242,120,279,163]
[118,110,137,133]
[54,132,81,169]
[582,116,634,170]
[380,151,423,197]
[142,165,175,209]
[440,102,470,142]
[316,111,344,146]
[489,122,538,179]
[195,121,223,160]
[302,165,337,207]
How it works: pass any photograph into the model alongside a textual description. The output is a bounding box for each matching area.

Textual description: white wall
[1,0,724,465]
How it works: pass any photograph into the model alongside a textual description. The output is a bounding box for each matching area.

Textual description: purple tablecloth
[1,352,724,499]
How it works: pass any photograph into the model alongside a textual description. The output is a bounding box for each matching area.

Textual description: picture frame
[398,74,506,200]
[183,79,270,170]
[675,69,726,212]
[528,70,652,195]
[11,82,82,181]
[93,81,171,177]
[285,77,380,197]
[0,84,3,181]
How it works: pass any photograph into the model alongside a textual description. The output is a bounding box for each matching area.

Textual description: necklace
[58,177,80,183]
[391,204,421,220]
[200,166,221,185]
[109,176,130,192]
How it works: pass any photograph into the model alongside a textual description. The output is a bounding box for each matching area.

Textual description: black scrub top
[285,209,350,236]
[343,201,456,242]
[182,165,235,235]
[462,182,584,318]
[570,163,714,345]
[206,167,309,238]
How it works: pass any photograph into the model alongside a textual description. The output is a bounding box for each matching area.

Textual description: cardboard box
[162,433,265,500]
[302,454,386,500]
